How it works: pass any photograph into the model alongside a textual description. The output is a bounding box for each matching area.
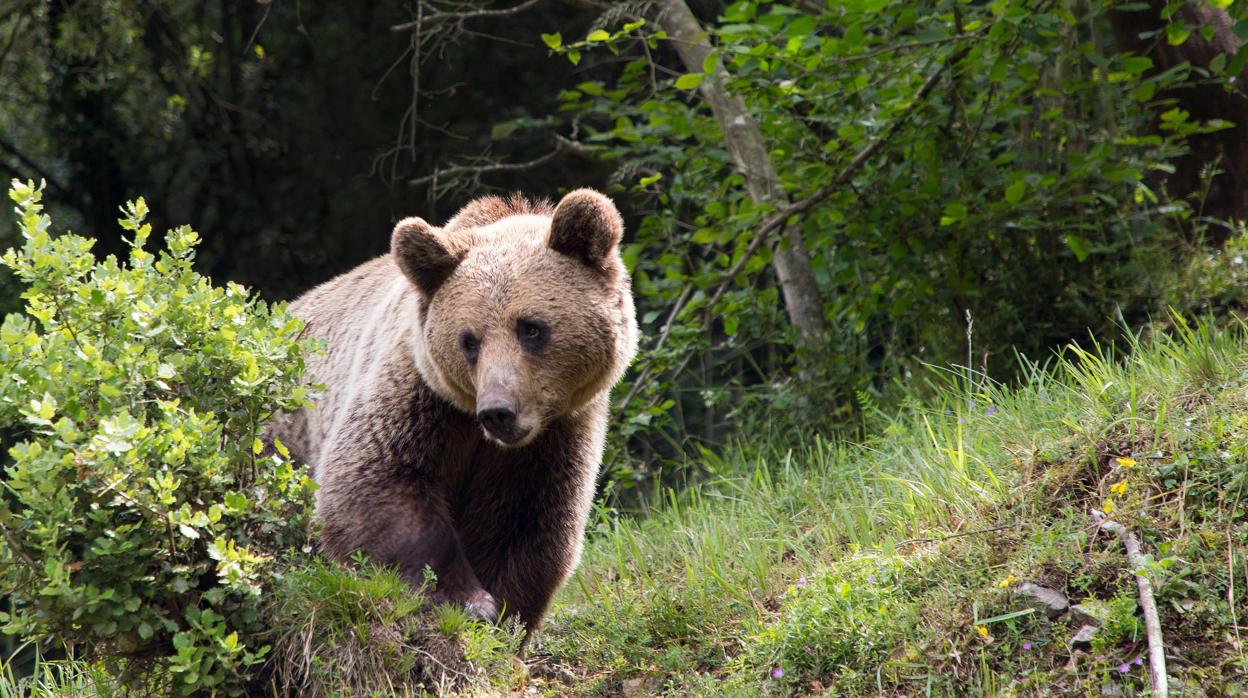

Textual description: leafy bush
[0,181,315,694]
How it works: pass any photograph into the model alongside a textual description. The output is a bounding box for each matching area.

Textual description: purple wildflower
[969,400,978,410]
[1134,657,1144,666]
[959,417,967,424]
[1022,641,1032,650]
[771,667,785,679]
[986,405,998,416]
[804,646,813,654]
[1117,663,1130,674]
[867,575,877,584]
[796,577,808,587]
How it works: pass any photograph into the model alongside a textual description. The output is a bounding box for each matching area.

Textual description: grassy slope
[528,318,1248,696]
[6,319,1248,696]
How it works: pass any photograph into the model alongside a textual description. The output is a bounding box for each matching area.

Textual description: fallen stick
[1092,510,1168,698]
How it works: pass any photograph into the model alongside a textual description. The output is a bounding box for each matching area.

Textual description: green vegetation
[6,262,1247,692]
[3,0,1248,694]
[521,318,1248,694]
[0,182,314,694]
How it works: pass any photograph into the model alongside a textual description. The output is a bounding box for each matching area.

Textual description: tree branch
[752,41,971,243]
[0,136,70,197]
[656,0,827,349]
[407,139,566,188]
[615,282,692,410]
[1094,510,1169,698]
[389,0,542,32]
[0,516,38,575]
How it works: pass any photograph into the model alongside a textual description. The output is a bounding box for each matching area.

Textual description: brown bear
[267,189,637,631]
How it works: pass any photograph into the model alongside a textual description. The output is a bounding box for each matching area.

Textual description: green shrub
[0,180,315,694]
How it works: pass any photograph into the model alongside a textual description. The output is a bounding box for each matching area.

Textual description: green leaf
[490,122,519,140]
[540,33,562,50]
[702,52,718,75]
[1065,235,1090,262]
[567,49,581,66]
[1166,22,1190,46]
[940,201,967,226]
[675,73,705,90]
[1121,55,1152,75]
[638,172,662,187]
[577,81,605,96]
[586,29,611,43]
[1004,180,1026,205]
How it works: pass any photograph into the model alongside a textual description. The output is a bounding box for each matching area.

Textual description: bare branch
[0,136,70,196]
[614,282,692,410]
[558,0,610,10]
[407,140,567,188]
[242,0,273,56]
[389,0,542,32]
[1093,510,1168,698]
[828,33,974,67]
[0,517,38,575]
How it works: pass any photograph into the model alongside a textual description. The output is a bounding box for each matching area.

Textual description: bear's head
[391,189,638,448]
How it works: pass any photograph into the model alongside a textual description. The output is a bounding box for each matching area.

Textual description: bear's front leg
[317,467,499,620]
[459,418,602,633]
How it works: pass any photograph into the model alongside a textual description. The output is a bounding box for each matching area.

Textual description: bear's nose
[477,405,517,438]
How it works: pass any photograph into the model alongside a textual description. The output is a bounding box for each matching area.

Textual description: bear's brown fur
[267,189,637,631]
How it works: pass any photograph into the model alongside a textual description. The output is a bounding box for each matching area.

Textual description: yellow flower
[1103,499,1115,514]
[1114,456,1137,468]
[975,625,992,642]
[998,574,1018,588]
[1109,480,1127,496]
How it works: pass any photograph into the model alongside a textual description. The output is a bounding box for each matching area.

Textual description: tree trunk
[655,0,827,350]
[1108,2,1248,227]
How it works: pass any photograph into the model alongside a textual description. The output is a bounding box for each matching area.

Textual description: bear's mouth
[482,425,534,448]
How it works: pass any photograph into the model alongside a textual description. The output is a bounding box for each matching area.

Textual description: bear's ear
[548,188,623,270]
[391,217,464,296]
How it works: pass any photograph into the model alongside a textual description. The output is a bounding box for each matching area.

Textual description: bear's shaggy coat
[268,189,637,630]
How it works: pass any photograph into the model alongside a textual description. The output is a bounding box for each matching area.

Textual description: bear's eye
[516,319,549,352]
[459,331,480,362]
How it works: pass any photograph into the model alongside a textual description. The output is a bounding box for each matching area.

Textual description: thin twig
[1229,531,1242,648]
[826,33,974,67]
[407,140,566,187]
[389,0,542,32]
[615,282,693,409]
[1093,510,1168,698]
[242,0,273,56]
[896,521,1020,547]
[0,517,38,574]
